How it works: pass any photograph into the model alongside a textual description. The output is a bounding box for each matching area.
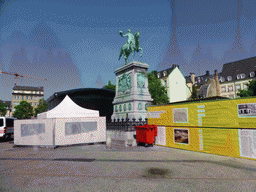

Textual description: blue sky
[0,0,256,100]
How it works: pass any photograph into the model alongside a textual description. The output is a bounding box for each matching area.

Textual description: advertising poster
[174,128,189,144]
[173,108,188,123]
[238,103,256,117]
[238,129,256,159]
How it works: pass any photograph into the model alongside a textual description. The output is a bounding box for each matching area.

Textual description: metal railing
[106,118,148,132]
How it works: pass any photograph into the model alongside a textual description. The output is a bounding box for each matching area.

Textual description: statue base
[111,61,153,121]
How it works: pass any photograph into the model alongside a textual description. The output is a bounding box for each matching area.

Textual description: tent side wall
[54,117,106,146]
[14,119,55,146]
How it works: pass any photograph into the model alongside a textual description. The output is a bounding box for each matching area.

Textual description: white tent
[37,95,99,119]
[14,95,106,147]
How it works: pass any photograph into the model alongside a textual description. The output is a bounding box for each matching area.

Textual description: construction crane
[0,70,47,86]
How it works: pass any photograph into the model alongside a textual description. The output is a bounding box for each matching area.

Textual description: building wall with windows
[218,56,256,98]
[11,86,44,116]
[186,56,256,99]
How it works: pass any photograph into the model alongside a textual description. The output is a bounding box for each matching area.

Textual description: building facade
[218,57,256,98]
[11,86,44,115]
[157,64,191,103]
[185,56,256,99]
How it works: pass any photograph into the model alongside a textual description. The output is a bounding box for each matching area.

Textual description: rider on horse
[119,29,135,51]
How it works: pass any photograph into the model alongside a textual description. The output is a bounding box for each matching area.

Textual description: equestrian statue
[119,29,143,64]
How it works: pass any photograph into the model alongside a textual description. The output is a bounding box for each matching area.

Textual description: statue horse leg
[131,48,135,61]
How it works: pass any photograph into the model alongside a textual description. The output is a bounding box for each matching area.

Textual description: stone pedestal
[111,61,153,121]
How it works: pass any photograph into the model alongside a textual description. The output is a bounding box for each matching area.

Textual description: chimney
[206,71,210,76]
[214,70,221,96]
[190,73,195,85]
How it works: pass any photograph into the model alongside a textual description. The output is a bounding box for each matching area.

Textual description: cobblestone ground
[0,139,256,192]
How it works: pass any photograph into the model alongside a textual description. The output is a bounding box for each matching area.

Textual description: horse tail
[119,47,123,60]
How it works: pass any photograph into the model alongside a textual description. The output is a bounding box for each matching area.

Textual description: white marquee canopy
[37,95,99,119]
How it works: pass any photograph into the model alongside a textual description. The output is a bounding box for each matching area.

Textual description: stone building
[218,56,256,98]
[11,86,44,115]
[185,56,256,99]
[157,64,191,103]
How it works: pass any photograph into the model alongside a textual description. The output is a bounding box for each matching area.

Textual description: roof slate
[13,86,44,91]
[220,56,256,82]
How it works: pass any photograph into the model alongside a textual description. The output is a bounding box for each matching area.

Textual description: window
[164,80,167,87]
[228,85,233,92]
[250,72,255,77]
[221,86,226,93]
[227,76,232,81]
[244,84,248,90]
[198,77,201,83]
[163,71,167,77]
[237,73,246,79]
[220,77,225,82]
[236,84,241,90]
[157,73,160,78]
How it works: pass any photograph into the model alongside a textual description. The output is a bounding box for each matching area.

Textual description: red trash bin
[134,124,156,146]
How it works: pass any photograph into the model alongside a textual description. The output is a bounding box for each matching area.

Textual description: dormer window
[220,77,225,82]
[250,72,255,77]
[157,73,160,78]
[237,73,245,79]
[198,78,201,83]
[163,71,167,77]
[227,76,232,81]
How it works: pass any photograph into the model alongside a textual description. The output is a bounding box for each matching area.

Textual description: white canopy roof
[37,95,99,119]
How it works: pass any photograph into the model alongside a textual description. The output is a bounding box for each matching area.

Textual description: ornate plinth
[111,61,153,121]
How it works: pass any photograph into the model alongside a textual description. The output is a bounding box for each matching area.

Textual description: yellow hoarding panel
[164,127,240,158]
[201,128,240,157]
[148,97,256,128]
[165,127,200,152]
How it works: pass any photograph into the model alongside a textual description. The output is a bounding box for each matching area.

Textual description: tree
[238,80,256,97]
[0,101,7,116]
[103,80,116,92]
[13,101,34,119]
[148,70,169,105]
[34,98,48,117]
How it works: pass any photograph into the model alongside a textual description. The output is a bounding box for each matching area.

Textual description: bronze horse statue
[119,30,143,64]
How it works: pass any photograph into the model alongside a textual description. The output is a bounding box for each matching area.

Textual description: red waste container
[134,124,157,146]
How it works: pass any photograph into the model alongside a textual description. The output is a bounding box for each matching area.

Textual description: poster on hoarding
[155,126,166,146]
[174,128,189,144]
[238,103,256,118]
[173,108,188,123]
[238,129,256,159]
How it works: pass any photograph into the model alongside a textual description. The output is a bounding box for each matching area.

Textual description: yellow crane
[0,71,47,86]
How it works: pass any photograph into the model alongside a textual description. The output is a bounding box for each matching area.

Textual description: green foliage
[103,80,116,92]
[13,101,34,119]
[0,101,7,116]
[237,80,256,97]
[34,98,48,117]
[190,85,198,100]
[148,70,169,105]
